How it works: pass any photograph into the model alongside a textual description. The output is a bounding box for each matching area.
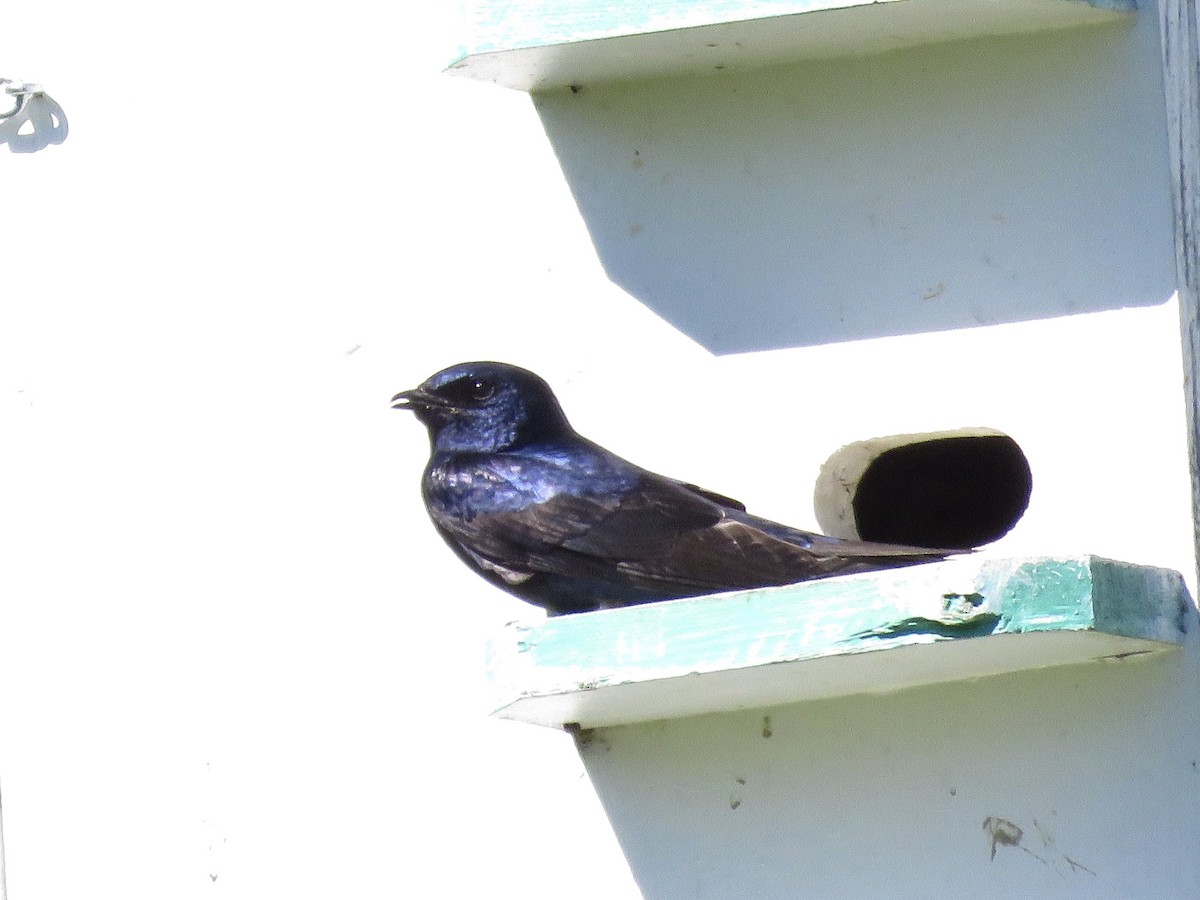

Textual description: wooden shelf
[447,0,1135,91]
[486,555,1190,729]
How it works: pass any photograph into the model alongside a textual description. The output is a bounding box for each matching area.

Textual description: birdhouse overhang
[446,0,1136,91]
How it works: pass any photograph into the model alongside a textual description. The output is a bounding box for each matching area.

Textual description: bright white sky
[1,3,1195,899]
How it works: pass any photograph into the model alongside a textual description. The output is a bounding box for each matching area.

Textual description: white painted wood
[531,19,1176,353]
[499,629,1174,729]
[1159,0,1200,579]
[0,788,8,900]
[578,629,1200,898]
[449,0,1135,90]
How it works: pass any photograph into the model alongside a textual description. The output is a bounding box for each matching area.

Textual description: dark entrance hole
[850,434,1031,549]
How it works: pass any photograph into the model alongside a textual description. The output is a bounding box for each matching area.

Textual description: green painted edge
[448,0,1135,62]
[1090,556,1192,642]
[992,557,1095,632]
[487,556,1189,693]
[456,0,889,56]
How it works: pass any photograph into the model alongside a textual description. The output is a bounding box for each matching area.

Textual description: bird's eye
[467,379,495,400]
[440,376,496,405]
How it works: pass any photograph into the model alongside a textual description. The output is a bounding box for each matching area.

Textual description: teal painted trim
[459,0,889,55]
[487,556,1192,728]
[448,0,1137,89]
[993,557,1096,631]
[503,557,1178,672]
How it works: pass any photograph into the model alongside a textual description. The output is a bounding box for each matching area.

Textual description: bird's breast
[423,449,634,523]
[424,454,561,520]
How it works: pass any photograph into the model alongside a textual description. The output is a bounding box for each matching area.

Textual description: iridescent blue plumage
[392,361,954,616]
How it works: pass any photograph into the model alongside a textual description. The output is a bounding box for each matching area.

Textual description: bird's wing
[428,464,726,568]
[600,495,950,592]
[432,461,947,595]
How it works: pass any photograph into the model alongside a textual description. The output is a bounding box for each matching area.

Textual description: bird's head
[390,361,573,453]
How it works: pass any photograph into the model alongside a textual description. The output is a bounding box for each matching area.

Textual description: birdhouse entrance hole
[814,429,1031,550]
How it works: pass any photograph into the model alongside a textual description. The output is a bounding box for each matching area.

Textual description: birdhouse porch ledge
[486,555,1191,729]
[447,0,1137,91]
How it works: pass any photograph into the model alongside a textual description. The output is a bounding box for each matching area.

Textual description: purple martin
[391,361,955,616]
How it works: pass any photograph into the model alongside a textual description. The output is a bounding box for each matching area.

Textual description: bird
[391,361,957,616]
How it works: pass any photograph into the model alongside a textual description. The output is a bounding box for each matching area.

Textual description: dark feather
[393,362,958,615]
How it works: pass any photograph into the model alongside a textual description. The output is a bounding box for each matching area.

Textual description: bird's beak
[390,388,449,412]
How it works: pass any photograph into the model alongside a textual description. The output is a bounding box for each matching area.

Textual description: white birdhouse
[449,2,1200,896]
